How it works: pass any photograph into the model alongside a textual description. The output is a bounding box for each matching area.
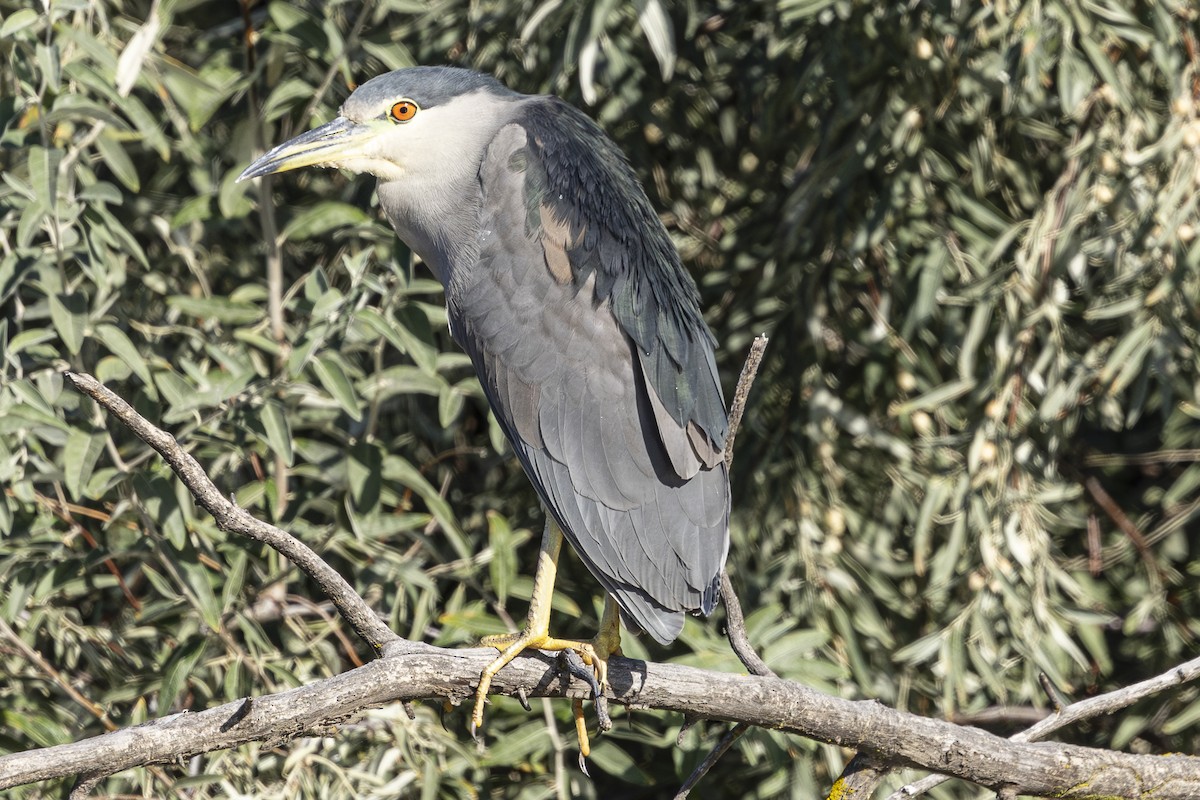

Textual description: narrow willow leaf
[437,383,463,428]
[166,296,261,325]
[313,353,362,420]
[348,441,381,512]
[27,146,60,206]
[115,9,160,97]
[389,305,439,374]
[382,455,469,561]
[49,293,87,355]
[95,132,139,191]
[180,557,223,631]
[636,0,674,80]
[159,636,207,712]
[584,739,650,784]
[36,43,61,92]
[890,379,973,415]
[487,512,514,604]
[258,400,293,467]
[281,201,370,241]
[63,428,105,500]
[0,8,39,38]
[95,323,153,388]
[354,307,411,355]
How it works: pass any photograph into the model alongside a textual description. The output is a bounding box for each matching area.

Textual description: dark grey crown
[341,66,520,118]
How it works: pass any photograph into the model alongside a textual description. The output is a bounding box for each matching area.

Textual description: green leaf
[94,131,139,192]
[382,455,469,561]
[134,474,187,548]
[312,353,362,420]
[63,427,105,500]
[586,739,650,784]
[487,512,514,604]
[27,145,61,206]
[0,9,40,38]
[166,295,262,325]
[154,370,194,412]
[437,383,463,427]
[95,323,153,389]
[180,556,223,631]
[347,440,382,512]
[1163,695,1200,736]
[49,293,88,355]
[258,400,293,466]
[159,636,208,712]
[281,201,370,241]
[390,305,439,374]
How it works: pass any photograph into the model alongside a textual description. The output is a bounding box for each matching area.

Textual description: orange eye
[390,101,418,122]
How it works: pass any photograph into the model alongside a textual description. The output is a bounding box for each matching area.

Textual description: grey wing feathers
[455,119,729,646]
[518,98,728,467]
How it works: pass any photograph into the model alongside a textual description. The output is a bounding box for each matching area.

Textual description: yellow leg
[472,520,623,745]
[569,594,623,759]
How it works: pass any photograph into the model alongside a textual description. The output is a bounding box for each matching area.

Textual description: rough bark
[3,639,1200,798]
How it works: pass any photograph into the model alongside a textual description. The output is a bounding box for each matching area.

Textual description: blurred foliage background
[2,0,1199,797]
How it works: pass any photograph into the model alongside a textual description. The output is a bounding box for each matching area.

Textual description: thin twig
[240,0,290,518]
[673,723,748,799]
[724,334,769,474]
[719,570,774,679]
[63,371,398,653]
[1082,474,1155,566]
[676,335,770,797]
[891,654,1200,798]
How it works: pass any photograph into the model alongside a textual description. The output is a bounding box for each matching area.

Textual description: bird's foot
[474,620,621,757]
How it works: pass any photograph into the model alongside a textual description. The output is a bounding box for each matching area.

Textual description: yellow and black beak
[237,117,382,181]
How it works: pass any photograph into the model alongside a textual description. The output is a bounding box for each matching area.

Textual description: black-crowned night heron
[239,66,729,753]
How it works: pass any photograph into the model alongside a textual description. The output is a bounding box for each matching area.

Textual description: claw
[559,648,601,697]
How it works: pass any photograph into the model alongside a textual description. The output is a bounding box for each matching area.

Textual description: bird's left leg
[570,594,622,758]
[473,519,620,746]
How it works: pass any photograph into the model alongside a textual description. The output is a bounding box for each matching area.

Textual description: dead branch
[3,640,1200,798]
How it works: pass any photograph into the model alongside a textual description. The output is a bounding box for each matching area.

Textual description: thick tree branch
[64,371,398,653]
[3,641,1200,797]
[893,654,1200,798]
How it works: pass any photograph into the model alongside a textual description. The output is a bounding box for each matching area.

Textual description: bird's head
[238,67,521,184]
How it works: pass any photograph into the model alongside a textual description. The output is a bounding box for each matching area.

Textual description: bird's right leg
[473,518,617,744]
[473,517,566,733]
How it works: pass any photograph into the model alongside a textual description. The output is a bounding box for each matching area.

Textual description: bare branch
[64,371,398,653]
[892,653,1200,798]
[3,642,1200,798]
[724,333,768,474]
[829,753,888,800]
[673,722,748,800]
[677,335,772,796]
